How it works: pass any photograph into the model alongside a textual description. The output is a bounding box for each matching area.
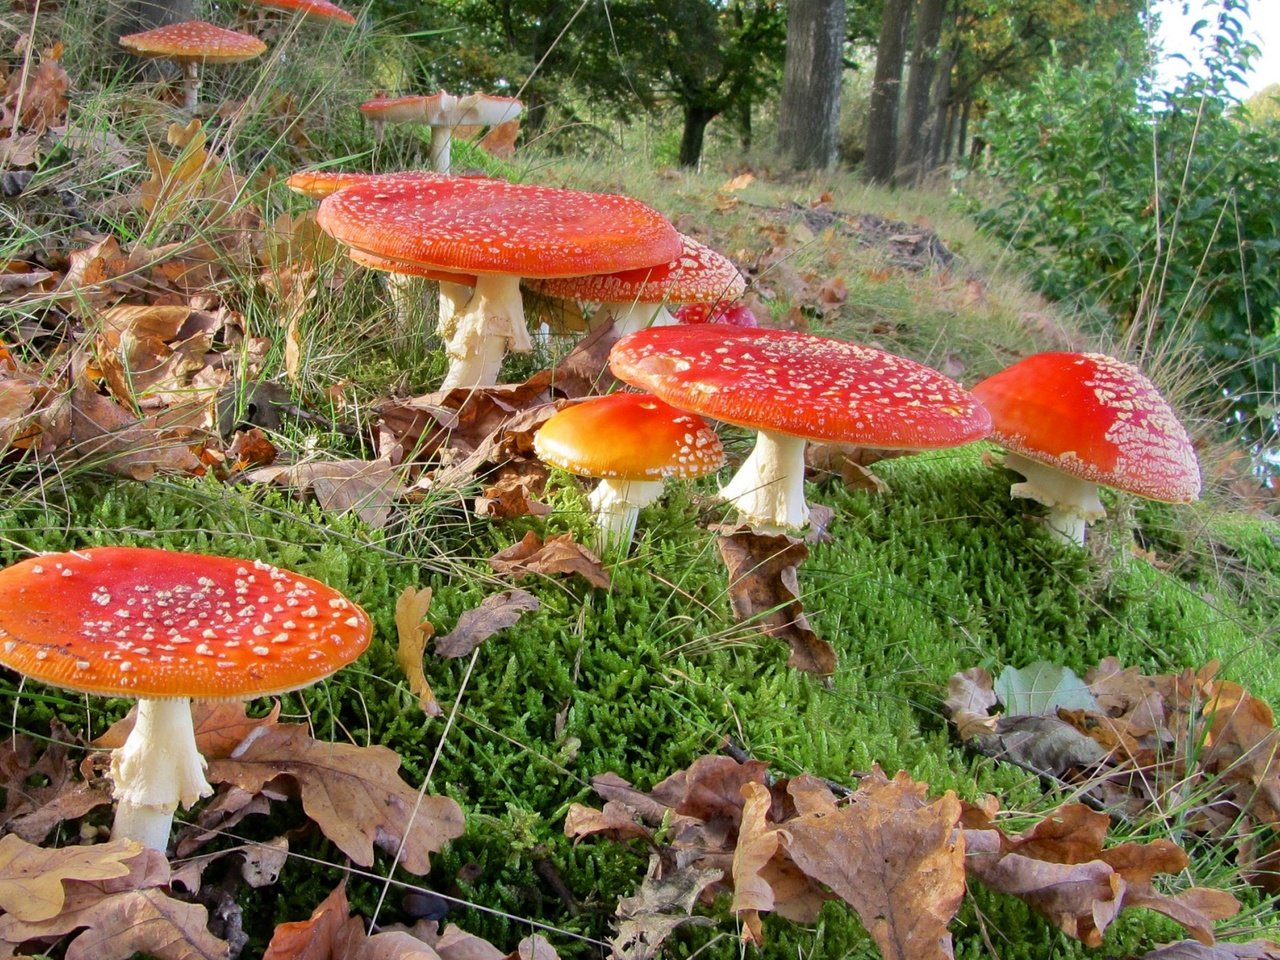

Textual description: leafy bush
[969,5,1280,449]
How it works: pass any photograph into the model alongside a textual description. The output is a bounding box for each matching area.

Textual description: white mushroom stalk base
[110,697,213,852]
[718,430,810,532]
[1002,451,1106,547]
[440,274,533,390]
[591,301,678,337]
[588,478,664,554]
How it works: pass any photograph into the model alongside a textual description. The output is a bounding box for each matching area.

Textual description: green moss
[0,445,1275,957]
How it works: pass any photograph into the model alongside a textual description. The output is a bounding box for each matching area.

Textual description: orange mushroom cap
[315,176,682,280]
[970,351,1201,503]
[0,547,371,700]
[529,235,745,306]
[118,21,267,64]
[534,393,725,481]
[247,0,356,24]
[610,326,992,449]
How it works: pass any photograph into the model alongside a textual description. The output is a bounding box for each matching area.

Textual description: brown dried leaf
[3,47,68,136]
[564,800,656,846]
[716,529,835,676]
[478,119,519,160]
[263,881,366,960]
[1138,942,1280,959]
[805,442,896,494]
[781,770,965,960]
[249,459,402,528]
[395,586,441,718]
[58,378,203,480]
[611,856,721,960]
[436,588,540,659]
[489,531,610,589]
[205,722,465,873]
[0,835,140,922]
[731,782,783,944]
[944,667,999,740]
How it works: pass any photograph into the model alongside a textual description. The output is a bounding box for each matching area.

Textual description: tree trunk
[957,98,971,162]
[679,104,719,168]
[924,43,957,172]
[777,0,847,169]
[895,0,947,185]
[863,0,912,185]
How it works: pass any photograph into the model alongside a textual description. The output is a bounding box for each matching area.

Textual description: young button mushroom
[118,21,266,113]
[0,546,371,852]
[316,176,682,390]
[528,234,746,337]
[970,351,1201,546]
[534,393,725,552]
[609,326,992,532]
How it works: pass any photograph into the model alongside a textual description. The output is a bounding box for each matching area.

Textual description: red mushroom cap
[247,0,356,24]
[609,325,992,448]
[346,246,478,286]
[284,170,460,200]
[0,547,371,700]
[528,235,745,306]
[358,95,433,124]
[315,176,682,280]
[970,351,1201,502]
[118,21,267,64]
[673,300,759,327]
[534,393,725,481]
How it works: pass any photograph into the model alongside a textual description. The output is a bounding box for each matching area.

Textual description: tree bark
[895,0,947,185]
[863,0,912,184]
[679,103,719,168]
[777,0,847,169]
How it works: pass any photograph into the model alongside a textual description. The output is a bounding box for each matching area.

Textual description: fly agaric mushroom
[245,0,356,25]
[609,326,992,531]
[673,300,759,327]
[358,91,523,170]
[528,235,746,338]
[534,393,725,551]
[316,175,682,390]
[0,546,371,851]
[970,351,1201,546]
[118,21,267,113]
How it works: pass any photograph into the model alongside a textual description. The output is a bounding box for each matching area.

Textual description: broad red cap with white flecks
[285,170,459,199]
[0,547,371,700]
[248,0,356,24]
[315,176,682,279]
[534,393,725,481]
[609,326,992,448]
[529,235,745,306]
[970,351,1201,502]
[118,21,267,64]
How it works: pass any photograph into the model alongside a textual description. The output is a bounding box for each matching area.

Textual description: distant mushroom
[358,91,523,171]
[534,393,725,551]
[609,326,992,531]
[245,0,356,26]
[316,175,682,390]
[0,546,371,851]
[118,21,267,113]
[528,235,746,337]
[673,300,759,327]
[970,351,1201,545]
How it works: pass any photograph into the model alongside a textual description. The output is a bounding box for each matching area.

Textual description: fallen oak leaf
[205,722,465,874]
[612,856,722,960]
[715,528,835,676]
[263,881,366,960]
[395,586,441,717]
[1136,941,1280,959]
[248,458,403,528]
[0,834,140,922]
[944,667,999,741]
[731,782,783,945]
[489,531,609,589]
[435,588,540,659]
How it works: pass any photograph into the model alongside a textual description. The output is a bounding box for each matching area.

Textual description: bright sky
[1152,0,1280,96]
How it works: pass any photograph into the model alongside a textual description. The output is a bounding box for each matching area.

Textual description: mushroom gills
[1002,450,1105,546]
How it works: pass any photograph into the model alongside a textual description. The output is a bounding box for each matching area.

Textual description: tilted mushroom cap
[247,0,356,24]
[0,546,371,700]
[609,326,992,448]
[529,235,745,306]
[315,176,682,279]
[285,169,459,199]
[970,351,1201,503]
[118,21,267,64]
[534,393,725,481]
[360,91,523,128]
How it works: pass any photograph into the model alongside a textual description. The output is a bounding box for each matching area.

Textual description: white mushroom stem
[718,429,810,532]
[110,697,213,852]
[182,61,200,113]
[430,126,452,172]
[589,301,678,337]
[440,274,533,390]
[588,478,664,553]
[437,279,474,341]
[1002,450,1105,547]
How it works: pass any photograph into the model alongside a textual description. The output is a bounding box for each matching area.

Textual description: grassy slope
[2,13,1280,959]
